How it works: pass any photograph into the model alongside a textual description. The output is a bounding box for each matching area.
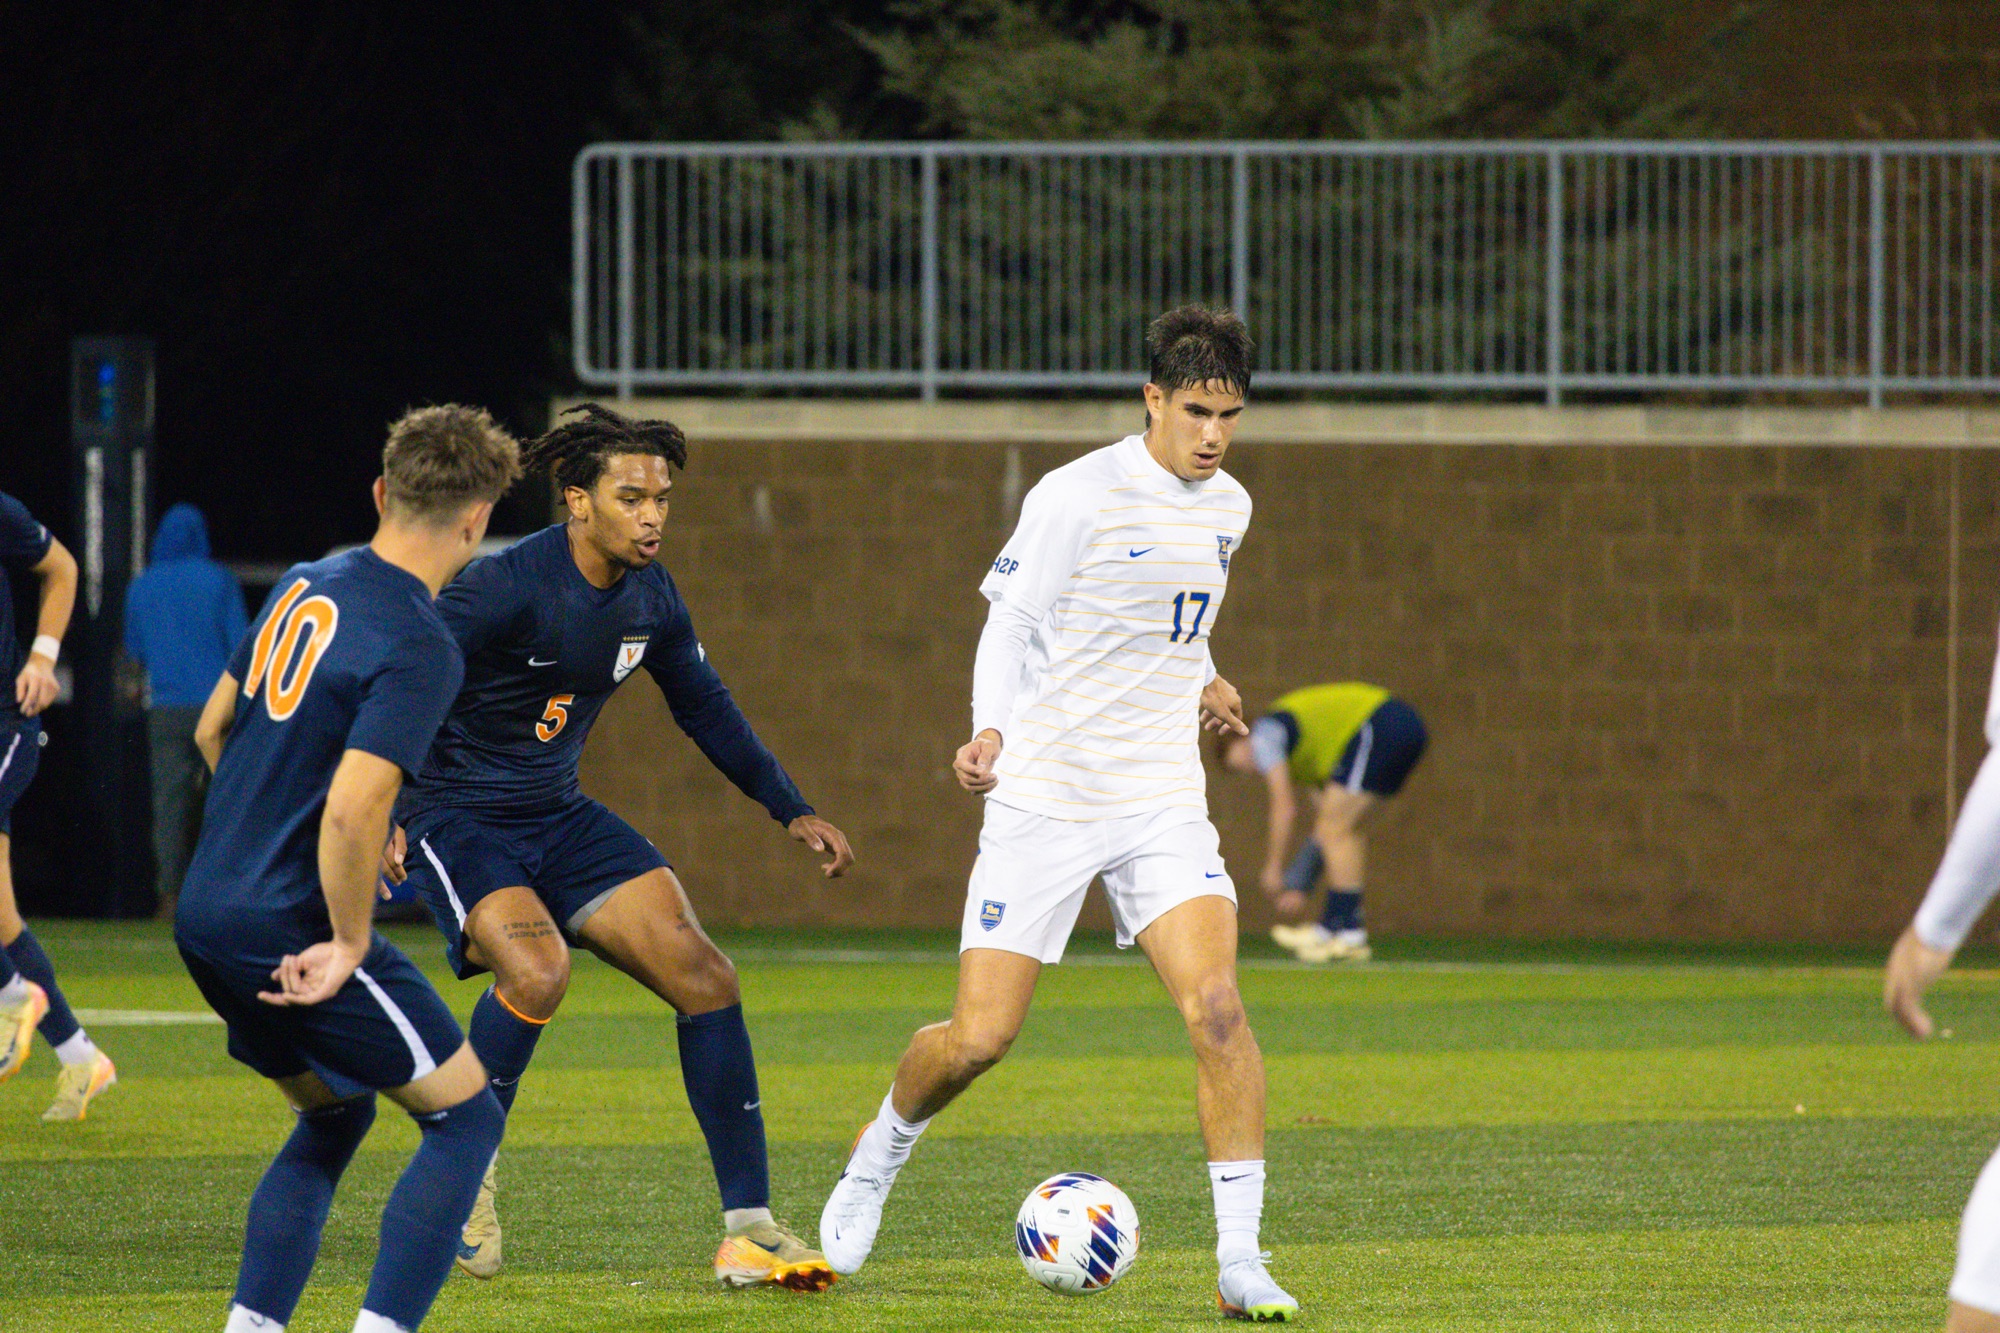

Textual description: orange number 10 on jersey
[241,578,341,722]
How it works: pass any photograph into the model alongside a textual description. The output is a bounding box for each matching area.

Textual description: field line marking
[721,948,1895,978]
[72,1008,222,1026]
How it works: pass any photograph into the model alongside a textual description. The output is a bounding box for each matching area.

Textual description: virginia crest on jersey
[613,634,649,683]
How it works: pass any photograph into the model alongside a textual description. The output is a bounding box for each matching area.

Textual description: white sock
[0,975,27,1004]
[352,1311,409,1333]
[1953,1138,2000,1313]
[1209,1160,1266,1265]
[224,1304,284,1332]
[53,1031,98,1066]
[723,1206,773,1234]
[855,1088,931,1176]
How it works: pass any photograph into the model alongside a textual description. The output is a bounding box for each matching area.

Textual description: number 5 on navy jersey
[536,694,574,742]
[241,577,340,721]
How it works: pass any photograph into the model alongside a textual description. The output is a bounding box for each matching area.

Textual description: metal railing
[573,141,2000,404]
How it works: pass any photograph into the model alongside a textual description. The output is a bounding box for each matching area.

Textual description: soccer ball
[1014,1171,1140,1294]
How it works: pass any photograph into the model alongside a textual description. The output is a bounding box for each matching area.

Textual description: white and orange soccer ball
[1014,1172,1140,1294]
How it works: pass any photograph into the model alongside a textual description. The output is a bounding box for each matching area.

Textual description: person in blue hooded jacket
[124,504,247,912]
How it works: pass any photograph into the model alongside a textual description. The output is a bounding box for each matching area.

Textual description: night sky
[0,4,898,560]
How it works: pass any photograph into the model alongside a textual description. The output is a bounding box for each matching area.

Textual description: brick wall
[573,404,2000,943]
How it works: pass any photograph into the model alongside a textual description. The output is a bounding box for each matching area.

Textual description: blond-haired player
[820,306,1298,1322]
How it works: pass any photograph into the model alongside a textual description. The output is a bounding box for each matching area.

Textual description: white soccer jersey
[972,433,1252,820]
[1916,628,2000,950]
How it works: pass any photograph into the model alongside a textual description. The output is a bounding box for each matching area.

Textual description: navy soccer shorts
[177,930,464,1096]
[1329,698,1429,798]
[401,796,670,979]
[0,721,43,836]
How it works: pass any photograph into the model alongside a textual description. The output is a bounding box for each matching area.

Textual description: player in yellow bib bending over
[1218,683,1427,964]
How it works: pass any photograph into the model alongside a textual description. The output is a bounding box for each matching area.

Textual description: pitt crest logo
[979,900,1005,931]
[613,635,649,684]
[1216,535,1233,571]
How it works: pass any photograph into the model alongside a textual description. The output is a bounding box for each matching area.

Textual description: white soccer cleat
[1268,923,1322,956]
[1295,927,1371,964]
[0,982,48,1083]
[818,1122,897,1275]
[1218,1252,1299,1322]
[455,1154,503,1278]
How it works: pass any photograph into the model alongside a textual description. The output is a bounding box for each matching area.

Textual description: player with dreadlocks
[384,402,854,1291]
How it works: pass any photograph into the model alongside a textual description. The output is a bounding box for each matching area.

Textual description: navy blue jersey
[179,548,464,948]
[398,524,810,825]
[0,492,55,729]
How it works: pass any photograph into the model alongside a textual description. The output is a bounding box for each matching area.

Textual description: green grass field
[2,920,1995,1331]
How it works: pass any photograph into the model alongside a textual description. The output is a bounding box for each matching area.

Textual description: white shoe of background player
[1295,926,1371,964]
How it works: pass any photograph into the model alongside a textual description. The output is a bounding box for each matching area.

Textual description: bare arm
[15,538,77,717]
[263,750,403,1006]
[1260,764,1296,894]
[194,672,239,773]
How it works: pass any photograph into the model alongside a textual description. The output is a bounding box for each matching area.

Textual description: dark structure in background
[45,339,154,918]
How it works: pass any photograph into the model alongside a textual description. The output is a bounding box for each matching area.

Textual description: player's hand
[259,939,366,1008]
[1259,863,1288,896]
[954,729,1003,793]
[380,825,408,888]
[1272,888,1311,920]
[1200,674,1248,736]
[788,814,855,878]
[14,653,57,718]
[1884,923,1954,1039]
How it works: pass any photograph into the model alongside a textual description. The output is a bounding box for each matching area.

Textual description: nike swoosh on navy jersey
[527,656,557,667]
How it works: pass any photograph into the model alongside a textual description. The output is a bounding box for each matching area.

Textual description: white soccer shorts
[958,800,1237,964]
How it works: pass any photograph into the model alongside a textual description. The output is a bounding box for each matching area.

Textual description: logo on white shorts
[979,900,1005,931]
[613,636,649,683]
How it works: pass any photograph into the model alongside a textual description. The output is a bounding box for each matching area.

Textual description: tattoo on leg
[503,920,558,942]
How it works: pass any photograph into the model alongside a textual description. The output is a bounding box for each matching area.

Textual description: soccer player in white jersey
[1887,630,2000,1332]
[820,306,1297,1321]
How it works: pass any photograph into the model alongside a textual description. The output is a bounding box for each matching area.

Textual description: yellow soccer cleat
[714,1217,837,1292]
[42,1050,116,1122]
[0,982,48,1083]
[455,1154,503,1279]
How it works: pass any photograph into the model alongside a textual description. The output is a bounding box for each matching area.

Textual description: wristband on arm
[30,635,59,664]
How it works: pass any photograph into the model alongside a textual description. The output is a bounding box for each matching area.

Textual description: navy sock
[363,1088,505,1329]
[6,929,80,1045]
[1281,841,1325,896]
[0,943,16,988]
[677,1003,770,1212]
[468,986,545,1116]
[235,1095,377,1323]
[1321,889,1365,933]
